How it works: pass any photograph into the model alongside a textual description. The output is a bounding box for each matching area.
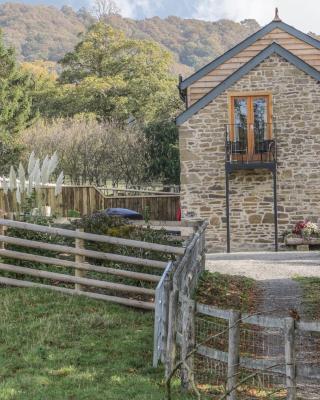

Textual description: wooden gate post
[75,228,85,291]
[165,288,179,379]
[284,317,297,400]
[181,297,195,391]
[227,310,241,400]
[153,262,172,368]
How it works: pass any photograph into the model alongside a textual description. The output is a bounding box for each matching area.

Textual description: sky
[2,0,320,33]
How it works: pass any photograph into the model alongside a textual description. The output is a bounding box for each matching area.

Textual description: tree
[56,23,181,123]
[0,32,36,173]
[20,116,149,186]
[92,0,120,20]
[144,120,180,185]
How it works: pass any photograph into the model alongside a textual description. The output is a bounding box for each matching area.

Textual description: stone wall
[179,54,320,252]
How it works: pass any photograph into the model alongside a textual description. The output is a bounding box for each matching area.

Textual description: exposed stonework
[180,54,320,252]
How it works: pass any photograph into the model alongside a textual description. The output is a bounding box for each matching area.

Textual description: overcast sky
[2,0,320,34]
[115,0,320,33]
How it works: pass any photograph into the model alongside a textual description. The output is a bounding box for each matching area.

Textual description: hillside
[1,3,319,78]
[104,15,260,74]
[0,3,94,62]
[0,3,263,76]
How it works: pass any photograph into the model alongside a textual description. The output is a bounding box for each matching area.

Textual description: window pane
[253,97,267,152]
[233,98,247,148]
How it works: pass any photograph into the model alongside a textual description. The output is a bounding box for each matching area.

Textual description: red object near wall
[176,207,181,221]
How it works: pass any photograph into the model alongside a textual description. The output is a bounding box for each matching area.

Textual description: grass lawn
[0,288,196,400]
[293,276,320,320]
[195,271,258,313]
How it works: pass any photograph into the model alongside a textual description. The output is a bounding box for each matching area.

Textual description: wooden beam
[0,276,154,310]
[284,318,297,399]
[0,235,167,269]
[296,320,320,333]
[0,218,184,255]
[75,228,85,291]
[0,262,155,296]
[0,249,160,283]
[227,310,241,400]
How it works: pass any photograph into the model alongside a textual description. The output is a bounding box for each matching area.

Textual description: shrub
[71,212,182,288]
[0,212,182,292]
[292,220,320,239]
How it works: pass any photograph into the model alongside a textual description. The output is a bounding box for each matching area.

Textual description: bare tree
[92,0,120,20]
[20,117,150,187]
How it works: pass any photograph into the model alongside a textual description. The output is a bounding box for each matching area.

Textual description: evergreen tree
[144,120,180,185]
[0,32,35,172]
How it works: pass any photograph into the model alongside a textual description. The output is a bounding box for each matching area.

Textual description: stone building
[176,11,320,252]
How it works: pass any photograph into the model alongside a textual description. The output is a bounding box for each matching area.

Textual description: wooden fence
[0,186,180,221]
[98,187,177,196]
[152,221,320,399]
[0,218,185,310]
[172,298,320,399]
[153,220,208,368]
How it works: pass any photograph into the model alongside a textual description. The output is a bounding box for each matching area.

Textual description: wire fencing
[183,299,320,399]
[152,220,320,399]
[160,291,320,399]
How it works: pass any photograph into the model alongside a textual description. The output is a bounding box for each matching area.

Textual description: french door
[229,94,272,160]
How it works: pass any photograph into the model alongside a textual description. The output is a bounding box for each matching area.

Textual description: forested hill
[103,15,260,75]
[0,3,94,62]
[1,3,318,77]
[0,2,261,75]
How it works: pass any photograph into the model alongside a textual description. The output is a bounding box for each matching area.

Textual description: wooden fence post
[0,224,5,250]
[284,317,297,400]
[160,274,172,364]
[153,262,172,368]
[200,230,206,271]
[75,228,85,291]
[165,288,179,379]
[0,211,7,250]
[181,297,195,391]
[227,310,241,400]
[153,282,162,367]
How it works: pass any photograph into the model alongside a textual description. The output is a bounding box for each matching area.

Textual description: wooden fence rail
[0,218,186,310]
[0,219,184,255]
[0,186,180,221]
[98,187,178,196]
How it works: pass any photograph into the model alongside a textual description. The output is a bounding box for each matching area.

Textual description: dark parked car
[103,208,143,220]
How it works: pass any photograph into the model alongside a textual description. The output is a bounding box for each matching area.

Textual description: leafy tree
[144,120,180,185]
[56,22,180,123]
[0,32,35,172]
[21,60,60,118]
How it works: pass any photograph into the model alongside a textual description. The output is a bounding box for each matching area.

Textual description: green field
[0,288,194,400]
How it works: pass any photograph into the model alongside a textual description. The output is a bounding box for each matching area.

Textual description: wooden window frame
[228,92,273,158]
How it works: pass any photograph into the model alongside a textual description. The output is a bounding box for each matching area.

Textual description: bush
[0,212,182,293]
[1,215,73,285]
[71,212,182,288]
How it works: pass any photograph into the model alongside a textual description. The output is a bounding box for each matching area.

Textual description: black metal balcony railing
[225,123,277,165]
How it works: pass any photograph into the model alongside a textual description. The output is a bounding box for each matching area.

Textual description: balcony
[225,123,277,172]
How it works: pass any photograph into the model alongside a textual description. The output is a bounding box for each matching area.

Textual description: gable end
[180,21,320,91]
[176,43,320,126]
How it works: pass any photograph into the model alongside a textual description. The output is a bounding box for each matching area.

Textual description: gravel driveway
[206,251,320,280]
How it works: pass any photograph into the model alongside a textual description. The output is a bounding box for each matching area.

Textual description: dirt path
[206,252,320,399]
